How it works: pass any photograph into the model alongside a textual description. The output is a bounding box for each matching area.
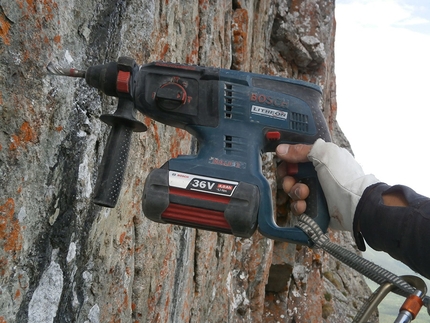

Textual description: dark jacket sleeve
[353,183,430,280]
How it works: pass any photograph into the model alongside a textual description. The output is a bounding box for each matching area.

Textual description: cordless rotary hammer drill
[49,56,331,245]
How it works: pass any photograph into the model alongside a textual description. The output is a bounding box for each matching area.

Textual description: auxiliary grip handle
[93,123,133,207]
[93,99,147,208]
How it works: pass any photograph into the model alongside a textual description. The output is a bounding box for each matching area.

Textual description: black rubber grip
[93,124,133,207]
[297,162,329,231]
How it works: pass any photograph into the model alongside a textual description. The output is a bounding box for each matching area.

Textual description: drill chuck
[85,62,119,97]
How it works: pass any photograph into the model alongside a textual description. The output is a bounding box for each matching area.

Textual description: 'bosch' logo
[250,92,289,108]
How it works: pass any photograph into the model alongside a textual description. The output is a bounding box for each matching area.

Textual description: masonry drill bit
[46,61,86,78]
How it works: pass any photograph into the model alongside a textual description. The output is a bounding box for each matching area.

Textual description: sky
[336,0,430,197]
[335,0,430,321]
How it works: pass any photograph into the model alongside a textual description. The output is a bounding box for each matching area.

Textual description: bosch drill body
[83,57,331,245]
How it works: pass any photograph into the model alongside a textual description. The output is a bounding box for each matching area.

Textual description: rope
[296,214,430,313]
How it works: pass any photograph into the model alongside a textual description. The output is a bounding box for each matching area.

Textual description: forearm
[382,190,408,207]
[353,183,430,279]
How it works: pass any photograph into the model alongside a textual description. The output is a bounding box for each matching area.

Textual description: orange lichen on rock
[160,43,169,60]
[53,34,61,43]
[0,257,8,276]
[14,289,21,300]
[17,0,57,20]
[9,135,20,151]
[186,34,199,64]
[170,128,190,158]
[143,116,152,128]
[0,11,11,45]
[19,121,36,142]
[119,232,126,245]
[231,8,249,70]
[9,121,37,151]
[151,122,161,150]
[0,198,23,255]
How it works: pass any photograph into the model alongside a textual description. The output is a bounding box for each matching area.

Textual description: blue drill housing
[138,62,330,245]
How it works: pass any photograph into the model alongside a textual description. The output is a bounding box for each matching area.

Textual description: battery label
[169,171,238,196]
[251,105,288,120]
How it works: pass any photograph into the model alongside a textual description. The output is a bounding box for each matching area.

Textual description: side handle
[93,99,147,207]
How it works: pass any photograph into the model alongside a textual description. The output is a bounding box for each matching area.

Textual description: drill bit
[46,62,86,78]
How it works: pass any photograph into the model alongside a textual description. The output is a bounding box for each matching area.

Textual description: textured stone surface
[0,0,375,322]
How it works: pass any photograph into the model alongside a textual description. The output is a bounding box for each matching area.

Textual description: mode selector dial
[155,83,187,110]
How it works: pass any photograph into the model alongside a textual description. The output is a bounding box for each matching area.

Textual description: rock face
[0,0,374,322]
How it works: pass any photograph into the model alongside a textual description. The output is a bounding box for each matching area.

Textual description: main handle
[93,99,147,207]
[294,162,329,232]
[258,161,329,245]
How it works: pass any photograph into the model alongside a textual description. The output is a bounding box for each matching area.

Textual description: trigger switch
[155,83,187,110]
[266,131,281,140]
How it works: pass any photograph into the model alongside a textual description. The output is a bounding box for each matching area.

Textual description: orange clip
[400,294,423,319]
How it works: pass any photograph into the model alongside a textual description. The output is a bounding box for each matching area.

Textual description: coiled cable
[297,214,430,314]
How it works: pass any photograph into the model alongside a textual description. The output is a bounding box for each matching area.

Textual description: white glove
[307,139,379,232]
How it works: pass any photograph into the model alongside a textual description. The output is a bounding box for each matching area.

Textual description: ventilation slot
[225,135,233,149]
[290,113,309,132]
[224,84,233,119]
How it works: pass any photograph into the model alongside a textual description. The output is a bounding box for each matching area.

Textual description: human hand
[276,144,312,216]
[276,139,379,232]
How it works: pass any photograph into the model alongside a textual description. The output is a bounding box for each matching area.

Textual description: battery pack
[142,167,259,237]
